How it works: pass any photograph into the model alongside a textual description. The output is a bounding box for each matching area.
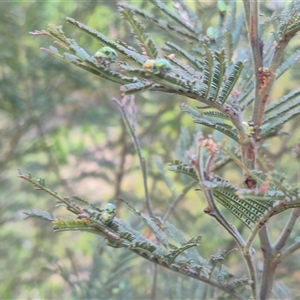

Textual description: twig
[242,0,250,30]
[150,263,158,300]
[276,242,300,262]
[252,12,293,130]
[244,0,264,129]
[113,96,153,216]
[20,165,245,299]
[191,138,258,293]
[163,180,197,221]
[114,123,127,199]
[132,249,246,300]
[199,136,258,297]
[19,174,82,215]
[189,139,246,249]
[193,141,257,299]
[244,215,272,257]
[273,208,300,251]
[141,157,152,215]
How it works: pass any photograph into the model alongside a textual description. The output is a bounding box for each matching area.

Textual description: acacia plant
[22,1,300,299]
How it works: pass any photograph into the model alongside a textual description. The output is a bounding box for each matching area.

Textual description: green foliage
[7,0,300,299]
[119,6,158,59]
[276,49,300,78]
[277,0,300,38]
[21,171,248,297]
[34,4,249,109]
[169,157,300,229]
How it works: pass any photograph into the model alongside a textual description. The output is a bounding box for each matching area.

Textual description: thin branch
[141,157,152,215]
[196,172,258,299]
[252,18,293,131]
[244,229,260,256]
[245,219,271,257]
[113,96,153,216]
[245,0,266,129]
[179,89,256,169]
[21,172,246,300]
[151,88,253,159]
[242,0,263,127]
[243,252,258,300]
[105,105,171,160]
[269,35,294,74]
[273,208,300,251]
[242,0,250,30]
[163,180,197,221]
[190,138,246,248]
[150,264,158,300]
[133,249,246,300]
[249,0,262,69]
[189,137,257,298]
[276,242,300,262]
[203,188,245,247]
[114,123,128,199]
[19,174,81,214]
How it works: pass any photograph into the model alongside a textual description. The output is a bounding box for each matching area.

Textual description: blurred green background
[1,1,300,299]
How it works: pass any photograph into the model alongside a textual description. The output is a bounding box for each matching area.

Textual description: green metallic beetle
[143,59,156,73]
[93,46,118,66]
[143,58,171,76]
[217,0,227,13]
[153,59,172,75]
[100,203,116,224]
[105,203,116,214]
[206,26,217,40]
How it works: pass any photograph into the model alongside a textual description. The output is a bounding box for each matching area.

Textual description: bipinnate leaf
[119,6,158,59]
[24,210,55,221]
